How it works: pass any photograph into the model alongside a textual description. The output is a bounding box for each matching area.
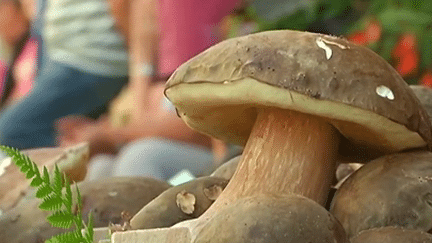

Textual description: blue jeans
[0,59,127,149]
[86,138,214,181]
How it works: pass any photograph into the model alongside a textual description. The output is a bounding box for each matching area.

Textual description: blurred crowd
[0,0,430,183]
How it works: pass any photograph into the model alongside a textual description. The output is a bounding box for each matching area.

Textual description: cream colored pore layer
[165,78,426,153]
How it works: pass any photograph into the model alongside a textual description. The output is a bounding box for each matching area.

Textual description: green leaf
[46,230,84,243]
[421,30,432,68]
[378,8,431,34]
[19,164,30,173]
[83,211,94,242]
[73,183,84,230]
[36,183,52,198]
[47,210,75,228]
[30,176,43,187]
[322,0,352,20]
[368,0,389,15]
[379,33,399,62]
[64,176,73,211]
[25,168,35,179]
[30,163,43,186]
[52,165,64,197]
[43,166,50,184]
[423,0,432,14]
[12,153,27,167]
[39,194,63,211]
[409,0,424,11]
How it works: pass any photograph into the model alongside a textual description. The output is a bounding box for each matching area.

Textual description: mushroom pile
[161,30,432,242]
[0,177,170,243]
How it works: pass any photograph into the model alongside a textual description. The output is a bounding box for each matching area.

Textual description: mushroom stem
[213,107,340,207]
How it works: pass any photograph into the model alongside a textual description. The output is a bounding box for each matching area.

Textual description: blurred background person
[56,0,242,181]
[0,0,129,149]
[0,0,38,109]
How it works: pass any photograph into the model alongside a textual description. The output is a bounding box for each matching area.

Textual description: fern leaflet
[0,145,94,243]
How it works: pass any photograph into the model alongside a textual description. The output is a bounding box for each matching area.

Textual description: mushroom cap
[351,227,432,243]
[410,85,432,120]
[194,195,349,243]
[165,30,432,155]
[330,151,432,237]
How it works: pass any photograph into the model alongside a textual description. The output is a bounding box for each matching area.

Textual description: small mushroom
[0,177,170,243]
[330,151,432,238]
[351,227,432,243]
[130,176,228,230]
[194,195,349,243]
[164,30,432,238]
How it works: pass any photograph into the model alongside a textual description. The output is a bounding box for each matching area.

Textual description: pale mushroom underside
[166,77,426,154]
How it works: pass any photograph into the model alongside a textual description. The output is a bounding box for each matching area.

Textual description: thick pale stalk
[179,107,341,240]
[212,107,340,208]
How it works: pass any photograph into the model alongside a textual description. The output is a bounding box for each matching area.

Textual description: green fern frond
[52,165,64,196]
[0,145,94,243]
[63,176,73,211]
[25,166,36,178]
[19,162,31,173]
[83,211,95,241]
[36,183,52,198]
[43,166,50,184]
[30,164,43,187]
[47,210,75,228]
[39,194,63,211]
[46,230,84,243]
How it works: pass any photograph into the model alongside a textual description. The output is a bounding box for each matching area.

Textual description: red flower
[420,70,432,87]
[392,33,419,77]
[348,19,381,45]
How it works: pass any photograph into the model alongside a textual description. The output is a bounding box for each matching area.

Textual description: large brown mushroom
[0,177,170,243]
[0,143,90,212]
[194,195,349,243]
[164,30,432,237]
[330,151,432,237]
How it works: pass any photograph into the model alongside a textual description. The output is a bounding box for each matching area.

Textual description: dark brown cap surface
[165,30,432,154]
[411,85,432,120]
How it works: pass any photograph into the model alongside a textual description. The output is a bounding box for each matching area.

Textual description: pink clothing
[158,0,239,77]
[0,38,37,103]
[0,60,7,99]
[10,37,37,100]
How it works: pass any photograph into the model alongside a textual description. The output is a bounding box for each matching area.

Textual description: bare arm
[128,0,159,115]
[108,0,159,111]
[106,84,212,148]
[110,107,212,148]
[107,0,130,43]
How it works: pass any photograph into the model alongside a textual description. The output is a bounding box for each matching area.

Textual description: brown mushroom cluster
[161,30,432,242]
[5,30,432,242]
